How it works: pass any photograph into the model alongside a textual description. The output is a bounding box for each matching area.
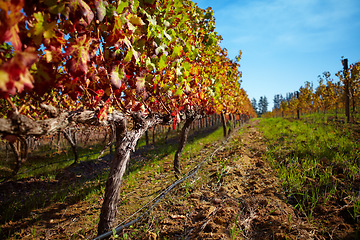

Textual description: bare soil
[131,120,318,240]
[1,120,359,239]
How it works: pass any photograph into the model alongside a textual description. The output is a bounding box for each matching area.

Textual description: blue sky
[192,0,360,109]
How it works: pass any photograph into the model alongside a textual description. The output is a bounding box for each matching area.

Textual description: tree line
[251,96,269,117]
[267,59,360,121]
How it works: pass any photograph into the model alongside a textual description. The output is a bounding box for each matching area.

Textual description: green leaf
[124,50,133,62]
[117,1,129,14]
[158,55,167,71]
[146,58,156,71]
[174,87,183,97]
[132,0,140,14]
[183,61,191,71]
[95,0,106,22]
[172,45,182,58]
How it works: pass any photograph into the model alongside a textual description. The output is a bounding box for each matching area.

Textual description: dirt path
[133,120,318,240]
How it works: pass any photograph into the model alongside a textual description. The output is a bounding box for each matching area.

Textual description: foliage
[0,0,254,124]
[271,60,360,120]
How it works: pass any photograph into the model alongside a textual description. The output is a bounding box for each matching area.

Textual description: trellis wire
[92,130,235,240]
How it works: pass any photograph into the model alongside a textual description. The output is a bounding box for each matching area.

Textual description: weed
[287,212,293,232]
[111,228,119,239]
[351,195,360,222]
[231,205,243,240]
[258,115,360,225]
[217,158,228,184]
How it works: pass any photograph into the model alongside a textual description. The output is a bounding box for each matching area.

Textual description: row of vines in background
[269,59,360,122]
[0,126,108,180]
[0,112,248,182]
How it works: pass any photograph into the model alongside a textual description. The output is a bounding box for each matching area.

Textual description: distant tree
[273,94,283,110]
[251,98,258,114]
[258,96,269,116]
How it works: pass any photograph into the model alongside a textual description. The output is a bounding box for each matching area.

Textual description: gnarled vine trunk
[97,120,130,234]
[173,116,195,178]
[97,113,166,235]
[62,128,78,165]
[9,136,28,176]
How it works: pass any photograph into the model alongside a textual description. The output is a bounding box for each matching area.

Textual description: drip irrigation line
[93,132,235,240]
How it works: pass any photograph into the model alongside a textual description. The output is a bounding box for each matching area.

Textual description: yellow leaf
[0,70,10,91]
[128,14,145,26]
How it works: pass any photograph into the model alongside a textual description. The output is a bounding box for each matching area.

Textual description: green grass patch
[258,116,360,222]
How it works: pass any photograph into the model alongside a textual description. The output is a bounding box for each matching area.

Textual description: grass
[258,115,360,223]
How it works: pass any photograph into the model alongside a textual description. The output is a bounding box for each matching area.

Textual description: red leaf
[131,102,141,112]
[0,0,24,51]
[69,0,94,25]
[65,35,91,76]
[3,135,17,144]
[172,113,178,130]
[98,106,108,121]
[0,49,38,94]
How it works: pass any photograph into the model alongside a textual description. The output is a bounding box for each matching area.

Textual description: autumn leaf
[0,70,10,92]
[108,17,124,44]
[128,14,145,26]
[95,0,107,22]
[69,0,94,25]
[0,0,24,51]
[98,105,108,121]
[30,12,57,45]
[135,77,145,92]
[0,49,37,94]
[65,35,91,76]
[110,68,124,90]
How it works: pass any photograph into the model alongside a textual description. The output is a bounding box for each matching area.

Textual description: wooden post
[344,58,350,121]
[145,130,149,145]
[152,125,156,144]
[221,112,227,137]
[296,91,300,119]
